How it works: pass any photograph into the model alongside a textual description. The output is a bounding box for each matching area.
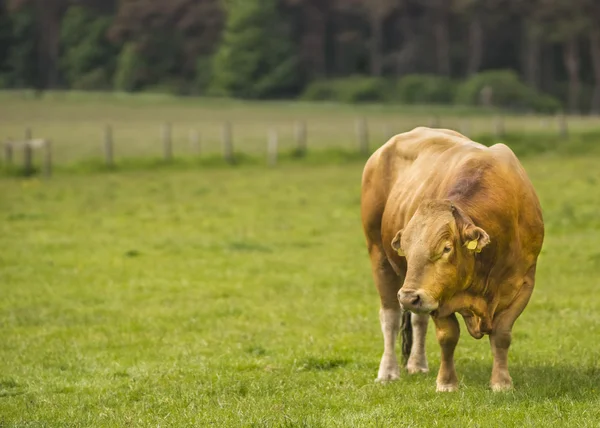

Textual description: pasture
[2,144,600,425]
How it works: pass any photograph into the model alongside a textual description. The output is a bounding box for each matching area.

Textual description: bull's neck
[465,260,492,297]
[447,196,496,293]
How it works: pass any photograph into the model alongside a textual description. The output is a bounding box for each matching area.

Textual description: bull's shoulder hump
[482,143,533,178]
[389,127,485,158]
[365,127,490,180]
[486,143,522,164]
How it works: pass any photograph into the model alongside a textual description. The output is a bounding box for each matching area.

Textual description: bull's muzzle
[397,289,438,313]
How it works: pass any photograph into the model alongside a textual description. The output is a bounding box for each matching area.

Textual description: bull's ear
[462,225,490,253]
[391,229,405,256]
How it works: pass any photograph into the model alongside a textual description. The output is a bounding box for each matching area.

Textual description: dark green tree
[211,0,301,98]
[2,6,36,87]
[113,42,142,92]
[109,0,224,91]
[60,5,117,90]
[0,1,11,77]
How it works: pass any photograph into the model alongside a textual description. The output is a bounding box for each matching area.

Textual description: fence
[3,137,52,177]
[0,113,578,177]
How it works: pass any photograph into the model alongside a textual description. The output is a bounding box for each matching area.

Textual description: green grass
[1,152,600,426]
[1,90,599,169]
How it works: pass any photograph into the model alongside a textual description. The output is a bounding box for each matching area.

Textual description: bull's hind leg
[489,268,536,392]
[369,245,403,382]
[406,313,430,374]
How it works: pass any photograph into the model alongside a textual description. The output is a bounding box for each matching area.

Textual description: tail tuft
[400,310,412,366]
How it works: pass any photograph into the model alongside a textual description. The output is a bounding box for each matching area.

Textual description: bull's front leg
[489,327,512,391]
[489,277,535,392]
[433,314,460,392]
[406,313,429,374]
[377,305,401,381]
[369,245,403,382]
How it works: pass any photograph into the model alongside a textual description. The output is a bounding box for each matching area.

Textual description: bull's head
[392,200,490,314]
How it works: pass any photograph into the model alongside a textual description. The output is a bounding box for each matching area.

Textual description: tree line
[0,0,599,114]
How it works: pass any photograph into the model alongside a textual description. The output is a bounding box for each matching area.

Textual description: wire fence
[0,112,593,178]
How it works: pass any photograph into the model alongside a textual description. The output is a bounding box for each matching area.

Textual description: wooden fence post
[189,129,200,155]
[356,117,369,155]
[558,112,568,139]
[222,121,234,164]
[43,140,52,178]
[23,128,32,175]
[162,122,172,161]
[429,116,440,128]
[268,128,278,166]
[383,124,393,140]
[494,116,505,138]
[104,125,114,167]
[295,121,307,156]
[23,141,33,176]
[4,142,13,167]
[459,120,470,136]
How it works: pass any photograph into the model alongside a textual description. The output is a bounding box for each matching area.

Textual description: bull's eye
[442,245,452,254]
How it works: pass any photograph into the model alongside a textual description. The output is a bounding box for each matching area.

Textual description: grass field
[2,148,600,425]
[2,91,600,170]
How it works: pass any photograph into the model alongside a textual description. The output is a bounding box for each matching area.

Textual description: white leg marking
[406,313,429,374]
[491,382,513,392]
[376,307,401,382]
[436,383,459,392]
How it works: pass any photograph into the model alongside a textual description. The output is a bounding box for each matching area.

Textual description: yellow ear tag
[467,240,478,251]
[396,249,405,257]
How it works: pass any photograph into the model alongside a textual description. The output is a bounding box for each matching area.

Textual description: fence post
[356,117,369,155]
[222,121,234,164]
[23,128,32,175]
[43,140,52,178]
[189,129,200,155]
[162,122,172,161]
[4,142,13,167]
[104,125,114,167]
[494,116,505,138]
[558,112,568,140]
[268,128,278,166]
[294,121,307,156]
[23,141,33,176]
[459,120,470,136]
[383,124,393,140]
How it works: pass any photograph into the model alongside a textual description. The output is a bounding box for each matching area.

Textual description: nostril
[410,294,421,306]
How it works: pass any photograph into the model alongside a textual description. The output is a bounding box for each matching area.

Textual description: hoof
[406,363,429,374]
[490,382,513,392]
[375,373,400,383]
[436,383,458,392]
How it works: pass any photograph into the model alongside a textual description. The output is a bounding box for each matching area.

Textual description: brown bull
[360,127,544,392]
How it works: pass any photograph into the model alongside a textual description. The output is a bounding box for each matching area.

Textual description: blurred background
[1,0,599,170]
[0,0,598,113]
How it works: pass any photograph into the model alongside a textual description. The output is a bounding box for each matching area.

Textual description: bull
[360,127,544,392]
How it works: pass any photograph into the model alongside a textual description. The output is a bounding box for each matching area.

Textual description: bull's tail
[400,309,412,366]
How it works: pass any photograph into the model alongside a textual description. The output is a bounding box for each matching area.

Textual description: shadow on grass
[297,357,352,372]
[431,360,600,400]
[0,378,26,398]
